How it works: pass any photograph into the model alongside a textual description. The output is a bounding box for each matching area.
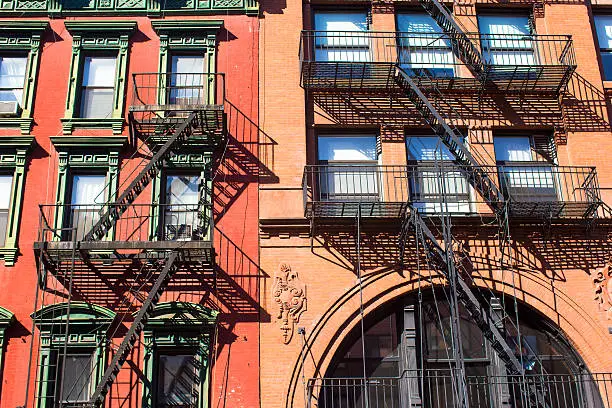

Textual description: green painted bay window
[61,21,137,135]
[0,22,47,134]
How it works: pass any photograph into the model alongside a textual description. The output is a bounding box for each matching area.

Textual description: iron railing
[130,72,225,110]
[307,371,612,408]
[303,164,602,218]
[300,31,575,91]
[37,203,213,244]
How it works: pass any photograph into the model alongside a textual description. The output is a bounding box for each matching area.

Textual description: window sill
[61,118,123,135]
[0,247,18,266]
[0,117,33,134]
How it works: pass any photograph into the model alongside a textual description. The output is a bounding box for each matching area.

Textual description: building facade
[0,0,611,407]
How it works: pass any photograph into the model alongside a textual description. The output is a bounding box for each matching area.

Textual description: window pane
[406,136,456,161]
[164,175,200,240]
[171,55,205,74]
[0,175,13,209]
[80,88,114,118]
[58,354,93,402]
[83,56,116,87]
[71,175,106,205]
[595,15,612,49]
[314,12,368,32]
[166,175,199,205]
[479,15,530,36]
[157,354,198,407]
[318,136,378,161]
[0,210,7,247]
[601,51,612,80]
[0,56,27,89]
[0,89,23,103]
[494,136,532,162]
[314,12,369,52]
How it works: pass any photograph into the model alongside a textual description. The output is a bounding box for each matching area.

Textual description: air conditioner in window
[165,223,193,241]
[0,101,20,117]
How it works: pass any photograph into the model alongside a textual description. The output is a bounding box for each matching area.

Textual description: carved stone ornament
[272,264,307,344]
[593,261,612,320]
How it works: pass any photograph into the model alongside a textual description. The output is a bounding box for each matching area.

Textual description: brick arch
[285,268,612,407]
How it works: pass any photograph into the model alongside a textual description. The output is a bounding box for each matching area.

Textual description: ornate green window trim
[0,0,258,17]
[50,136,126,238]
[0,306,14,378]
[149,153,214,242]
[61,21,137,135]
[32,302,115,408]
[140,302,218,408]
[0,136,34,266]
[0,22,48,134]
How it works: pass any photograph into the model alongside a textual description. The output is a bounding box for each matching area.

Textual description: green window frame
[32,302,115,408]
[61,21,137,135]
[152,20,222,106]
[0,22,47,134]
[0,136,34,266]
[0,306,14,382]
[50,136,126,240]
[140,302,218,408]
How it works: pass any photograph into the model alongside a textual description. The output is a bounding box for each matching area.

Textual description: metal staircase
[418,0,486,81]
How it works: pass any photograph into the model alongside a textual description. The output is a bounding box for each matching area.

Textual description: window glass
[318,136,377,162]
[0,175,13,247]
[164,175,200,241]
[313,12,369,62]
[494,136,532,162]
[0,56,27,103]
[166,175,199,205]
[57,353,93,402]
[594,16,612,79]
[69,175,106,241]
[479,15,534,66]
[406,136,456,161]
[80,56,116,118]
[157,353,198,407]
[170,55,205,105]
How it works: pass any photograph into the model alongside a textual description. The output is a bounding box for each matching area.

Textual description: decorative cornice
[138,301,219,329]
[64,20,137,35]
[0,306,14,327]
[32,301,116,329]
[0,21,48,33]
[50,135,127,150]
[0,136,35,150]
[151,20,223,35]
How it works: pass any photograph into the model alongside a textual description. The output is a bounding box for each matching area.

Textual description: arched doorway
[308,291,610,408]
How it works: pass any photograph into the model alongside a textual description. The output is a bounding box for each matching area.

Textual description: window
[317,135,379,201]
[169,55,205,106]
[406,136,470,213]
[56,352,94,403]
[163,174,200,241]
[0,175,13,247]
[156,352,199,407]
[0,56,27,104]
[313,12,369,62]
[478,15,535,66]
[80,56,117,119]
[594,16,612,80]
[67,174,107,241]
[494,136,558,203]
[397,13,454,77]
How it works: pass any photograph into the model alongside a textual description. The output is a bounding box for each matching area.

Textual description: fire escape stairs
[67,111,205,407]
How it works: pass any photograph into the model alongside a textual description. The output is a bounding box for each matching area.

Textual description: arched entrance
[308,291,611,408]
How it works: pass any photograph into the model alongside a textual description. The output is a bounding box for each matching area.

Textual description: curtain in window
[317,136,379,200]
[0,175,13,247]
[479,16,535,66]
[170,55,205,105]
[494,136,558,202]
[397,14,454,77]
[164,175,200,240]
[406,137,470,213]
[70,175,107,241]
[80,56,117,118]
[314,13,370,62]
[0,56,27,103]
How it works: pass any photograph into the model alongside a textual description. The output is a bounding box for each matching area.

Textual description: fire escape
[33,72,226,406]
[301,0,610,406]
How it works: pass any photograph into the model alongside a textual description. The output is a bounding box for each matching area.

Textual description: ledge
[151,20,223,35]
[50,135,127,150]
[0,21,48,33]
[64,20,138,35]
[0,135,35,149]
[0,117,34,134]
[60,118,124,135]
[0,248,18,266]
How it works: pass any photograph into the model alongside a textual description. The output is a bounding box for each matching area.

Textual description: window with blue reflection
[594,16,612,80]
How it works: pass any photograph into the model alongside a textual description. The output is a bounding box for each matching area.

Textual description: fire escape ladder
[401,211,551,408]
[82,111,200,242]
[88,251,180,407]
[418,0,486,81]
[394,67,505,214]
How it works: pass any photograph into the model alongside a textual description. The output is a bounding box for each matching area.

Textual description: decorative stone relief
[272,264,306,344]
[594,261,612,320]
